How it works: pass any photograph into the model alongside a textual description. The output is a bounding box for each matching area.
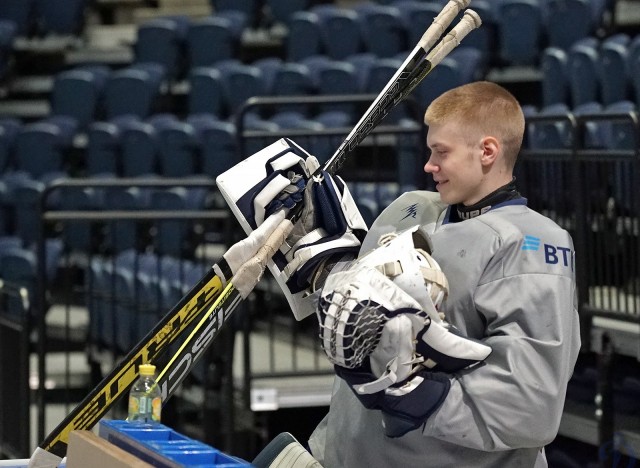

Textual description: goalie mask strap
[355,355,425,395]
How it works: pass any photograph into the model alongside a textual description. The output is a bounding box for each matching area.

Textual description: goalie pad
[216,138,367,320]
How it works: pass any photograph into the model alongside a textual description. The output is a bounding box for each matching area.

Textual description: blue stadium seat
[316,60,359,115]
[0,118,21,172]
[528,103,572,149]
[251,57,283,95]
[0,20,16,81]
[216,60,265,116]
[0,0,34,36]
[102,187,146,254]
[14,121,73,181]
[270,62,314,114]
[567,41,600,106]
[153,118,199,177]
[49,67,108,129]
[285,11,322,62]
[541,47,569,107]
[84,121,122,177]
[354,4,406,58]
[150,187,193,257]
[187,66,224,119]
[135,17,188,80]
[545,0,595,50]
[33,0,89,36]
[0,247,37,317]
[10,178,45,246]
[312,5,362,60]
[603,100,636,149]
[497,0,543,66]
[118,119,159,177]
[265,0,311,26]
[344,52,377,92]
[573,101,605,148]
[599,41,630,106]
[57,186,98,253]
[188,116,237,178]
[103,66,164,120]
[626,37,640,108]
[186,15,242,68]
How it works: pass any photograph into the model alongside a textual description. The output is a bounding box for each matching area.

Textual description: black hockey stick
[27,4,480,466]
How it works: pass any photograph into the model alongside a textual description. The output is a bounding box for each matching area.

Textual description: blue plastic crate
[98,420,252,467]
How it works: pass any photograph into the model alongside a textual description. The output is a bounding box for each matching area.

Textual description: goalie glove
[216,138,367,320]
[318,225,492,437]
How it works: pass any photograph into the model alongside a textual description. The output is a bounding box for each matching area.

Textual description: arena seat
[285,11,322,62]
[354,3,406,58]
[187,15,243,68]
[312,5,362,60]
[545,0,595,51]
[541,47,569,107]
[497,0,543,66]
[134,17,188,80]
[567,40,600,106]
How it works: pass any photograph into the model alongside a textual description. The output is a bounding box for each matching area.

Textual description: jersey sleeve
[422,229,581,451]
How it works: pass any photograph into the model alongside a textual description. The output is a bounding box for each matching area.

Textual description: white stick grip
[233,217,295,298]
[418,0,470,52]
[425,9,482,67]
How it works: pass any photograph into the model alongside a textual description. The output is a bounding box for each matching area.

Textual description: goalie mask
[317,225,448,371]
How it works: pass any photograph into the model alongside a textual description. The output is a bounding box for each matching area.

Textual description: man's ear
[480,136,500,166]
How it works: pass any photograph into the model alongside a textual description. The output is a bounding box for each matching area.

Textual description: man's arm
[423,271,581,450]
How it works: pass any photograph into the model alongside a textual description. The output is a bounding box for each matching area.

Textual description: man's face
[424,121,486,206]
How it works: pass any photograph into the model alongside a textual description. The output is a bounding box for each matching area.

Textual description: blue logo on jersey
[522,234,573,270]
[400,203,418,220]
[521,235,541,251]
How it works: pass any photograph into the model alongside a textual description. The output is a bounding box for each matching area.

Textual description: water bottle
[128,363,162,423]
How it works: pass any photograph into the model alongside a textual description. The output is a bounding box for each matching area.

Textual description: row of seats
[86,250,210,352]
[542,34,640,109]
[525,100,638,150]
[35,44,485,136]
[0,0,90,37]
[287,0,610,67]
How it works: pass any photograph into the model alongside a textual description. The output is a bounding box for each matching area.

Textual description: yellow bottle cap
[139,364,156,375]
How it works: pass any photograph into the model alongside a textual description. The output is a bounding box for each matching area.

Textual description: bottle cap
[139,364,156,375]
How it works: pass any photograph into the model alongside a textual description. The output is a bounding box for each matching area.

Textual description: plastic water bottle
[128,363,162,423]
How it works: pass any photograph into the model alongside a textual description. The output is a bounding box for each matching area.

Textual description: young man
[218,81,581,467]
[306,81,581,467]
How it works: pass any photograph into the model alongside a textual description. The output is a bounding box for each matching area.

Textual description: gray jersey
[308,191,581,468]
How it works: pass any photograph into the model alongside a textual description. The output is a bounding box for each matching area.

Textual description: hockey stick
[27,6,480,467]
[26,213,287,466]
[151,2,483,430]
[150,6,482,408]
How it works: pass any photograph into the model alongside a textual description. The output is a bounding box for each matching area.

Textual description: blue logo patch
[522,234,574,270]
[521,235,541,251]
[400,203,418,221]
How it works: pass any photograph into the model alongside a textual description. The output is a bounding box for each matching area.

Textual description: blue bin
[99,420,252,467]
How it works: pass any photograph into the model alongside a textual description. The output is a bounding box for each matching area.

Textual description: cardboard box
[66,430,154,468]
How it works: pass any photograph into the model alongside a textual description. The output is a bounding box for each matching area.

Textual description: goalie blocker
[216,138,367,320]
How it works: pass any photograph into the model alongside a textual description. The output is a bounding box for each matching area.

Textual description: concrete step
[132,5,212,24]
